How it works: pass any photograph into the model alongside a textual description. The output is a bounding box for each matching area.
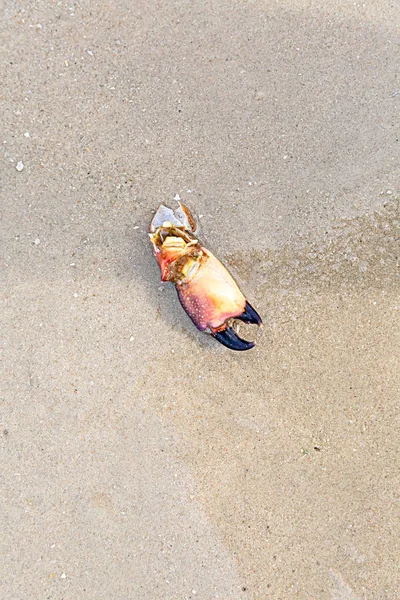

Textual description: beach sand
[1,1,399,598]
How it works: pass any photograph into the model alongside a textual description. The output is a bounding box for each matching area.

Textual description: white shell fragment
[149,202,198,234]
[16,161,24,171]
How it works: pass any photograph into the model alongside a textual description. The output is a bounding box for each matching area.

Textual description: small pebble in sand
[60,573,67,579]
[174,193,181,201]
[24,131,30,138]
[16,161,24,171]
[34,238,41,245]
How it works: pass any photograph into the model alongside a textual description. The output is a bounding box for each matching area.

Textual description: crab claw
[149,202,262,351]
[236,300,263,326]
[213,326,256,351]
[212,300,262,351]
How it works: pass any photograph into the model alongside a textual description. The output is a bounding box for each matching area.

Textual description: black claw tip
[236,301,262,326]
[213,327,255,351]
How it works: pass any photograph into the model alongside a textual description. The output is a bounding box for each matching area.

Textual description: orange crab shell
[176,249,246,332]
[150,239,185,282]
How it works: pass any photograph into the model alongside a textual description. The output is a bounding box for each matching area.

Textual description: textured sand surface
[1,1,399,598]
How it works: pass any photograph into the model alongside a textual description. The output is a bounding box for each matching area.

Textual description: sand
[1,0,399,598]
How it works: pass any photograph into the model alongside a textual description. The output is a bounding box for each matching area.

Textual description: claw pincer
[149,203,262,351]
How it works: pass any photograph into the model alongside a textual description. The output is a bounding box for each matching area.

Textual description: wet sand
[1,1,399,598]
